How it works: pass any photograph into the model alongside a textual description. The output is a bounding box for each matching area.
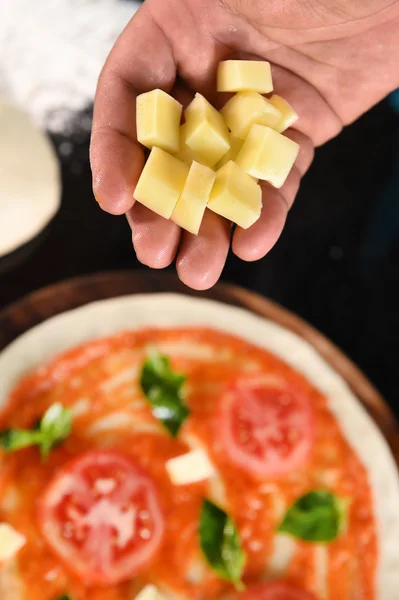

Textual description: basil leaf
[140,349,189,437]
[0,429,42,452]
[278,489,346,543]
[39,403,73,458]
[199,499,246,590]
[0,403,72,459]
[57,595,72,600]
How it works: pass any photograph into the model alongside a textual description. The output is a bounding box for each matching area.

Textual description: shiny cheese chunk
[136,89,182,153]
[208,160,262,229]
[166,448,215,485]
[236,124,299,188]
[217,60,273,94]
[184,93,230,167]
[220,92,282,139]
[135,585,166,600]
[269,94,298,133]
[134,147,189,219]
[171,162,215,235]
[214,133,244,169]
[0,523,26,561]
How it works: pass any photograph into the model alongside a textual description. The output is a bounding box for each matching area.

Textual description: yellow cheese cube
[135,585,166,600]
[269,94,298,133]
[236,124,299,188]
[220,92,282,139]
[208,161,262,229]
[184,93,230,167]
[134,147,189,218]
[0,523,26,561]
[217,60,273,94]
[173,124,213,167]
[136,89,182,153]
[171,161,215,235]
[214,133,244,169]
[166,448,215,484]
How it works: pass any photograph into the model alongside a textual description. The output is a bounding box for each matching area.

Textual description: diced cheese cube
[166,448,215,485]
[173,123,213,167]
[236,124,299,188]
[269,94,298,133]
[208,161,262,229]
[217,60,273,94]
[214,133,244,169]
[171,162,215,235]
[220,92,282,139]
[184,93,230,167]
[134,147,189,218]
[135,585,166,600]
[136,89,182,153]
[0,523,26,562]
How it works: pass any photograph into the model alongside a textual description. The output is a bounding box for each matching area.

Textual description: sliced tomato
[37,450,164,585]
[237,581,316,600]
[218,376,313,477]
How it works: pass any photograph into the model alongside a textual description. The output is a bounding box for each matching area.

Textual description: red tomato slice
[237,581,316,600]
[37,450,164,585]
[218,377,313,477]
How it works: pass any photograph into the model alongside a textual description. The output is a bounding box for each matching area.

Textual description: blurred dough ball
[0,101,61,257]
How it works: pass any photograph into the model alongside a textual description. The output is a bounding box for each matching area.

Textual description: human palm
[90,0,399,289]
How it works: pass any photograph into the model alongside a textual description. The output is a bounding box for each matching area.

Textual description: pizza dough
[0,101,61,257]
[0,294,398,598]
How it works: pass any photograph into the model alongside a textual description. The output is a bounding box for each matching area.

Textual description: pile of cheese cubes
[135,60,299,235]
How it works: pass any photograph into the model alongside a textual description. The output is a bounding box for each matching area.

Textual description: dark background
[1,98,398,414]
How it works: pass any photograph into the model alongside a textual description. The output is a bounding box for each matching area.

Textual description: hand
[90,0,399,290]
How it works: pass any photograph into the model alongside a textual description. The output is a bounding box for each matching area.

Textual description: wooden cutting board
[1,269,398,464]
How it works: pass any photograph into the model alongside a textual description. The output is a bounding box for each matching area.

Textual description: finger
[232,129,314,261]
[126,81,194,269]
[90,3,176,215]
[232,166,301,262]
[176,210,231,290]
[284,130,315,176]
[127,204,181,269]
[90,76,144,215]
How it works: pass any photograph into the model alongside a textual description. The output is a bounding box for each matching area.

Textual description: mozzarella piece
[214,133,244,169]
[136,90,182,154]
[171,161,215,235]
[134,585,166,600]
[0,524,26,562]
[208,160,262,229]
[236,124,299,188]
[217,60,273,94]
[269,94,298,133]
[184,94,230,167]
[220,92,282,139]
[166,448,215,485]
[268,533,296,575]
[134,147,189,219]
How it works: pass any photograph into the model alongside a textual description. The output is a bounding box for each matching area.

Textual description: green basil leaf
[278,489,346,543]
[199,499,246,590]
[140,349,189,437]
[0,403,72,459]
[39,403,73,458]
[57,595,72,600]
[0,429,42,452]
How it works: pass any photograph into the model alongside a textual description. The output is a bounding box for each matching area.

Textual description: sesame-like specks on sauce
[0,327,377,600]
[94,478,116,495]
[43,567,61,582]
[140,529,151,540]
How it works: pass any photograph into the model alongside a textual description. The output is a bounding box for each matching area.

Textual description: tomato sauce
[0,328,377,600]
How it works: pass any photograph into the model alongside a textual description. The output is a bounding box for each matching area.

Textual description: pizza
[0,294,398,600]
